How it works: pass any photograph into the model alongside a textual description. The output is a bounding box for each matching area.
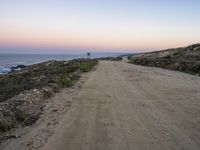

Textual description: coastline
[0,53,122,74]
[0,59,97,136]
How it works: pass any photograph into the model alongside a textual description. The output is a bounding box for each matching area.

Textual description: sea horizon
[0,53,125,74]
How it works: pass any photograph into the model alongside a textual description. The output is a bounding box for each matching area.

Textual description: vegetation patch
[0,119,16,132]
[15,110,29,122]
[0,59,97,102]
[128,44,200,75]
[0,59,97,134]
[97,57,122,61]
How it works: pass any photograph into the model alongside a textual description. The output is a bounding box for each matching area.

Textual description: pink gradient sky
[0,0,200,53]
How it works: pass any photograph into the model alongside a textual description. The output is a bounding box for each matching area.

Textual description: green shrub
[15,110,28,122]
[0,59,97,102]
[0,119,16,132]
[79,60,97,72]
[55,76,72,87]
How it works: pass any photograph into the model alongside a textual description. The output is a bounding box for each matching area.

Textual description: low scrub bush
[0,59,97,102]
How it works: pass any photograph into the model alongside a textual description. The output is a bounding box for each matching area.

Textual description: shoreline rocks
[0,65,27,74]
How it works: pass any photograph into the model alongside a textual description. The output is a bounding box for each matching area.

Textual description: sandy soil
[1,61,200,150]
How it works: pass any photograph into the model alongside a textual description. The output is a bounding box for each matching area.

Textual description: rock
[23,113,40,126]
[10,65,27,72]
[193,46,200,51]
[52,109,58,112]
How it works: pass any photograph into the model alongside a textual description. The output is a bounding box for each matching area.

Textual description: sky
[0,0,200,54]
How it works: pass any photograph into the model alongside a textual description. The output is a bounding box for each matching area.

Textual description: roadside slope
[129,43,200,75]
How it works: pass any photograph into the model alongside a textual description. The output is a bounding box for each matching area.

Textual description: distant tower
[87,52,91,59]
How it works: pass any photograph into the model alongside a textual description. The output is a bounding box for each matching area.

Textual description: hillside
[129,44,200,75]
[0,59,97,133]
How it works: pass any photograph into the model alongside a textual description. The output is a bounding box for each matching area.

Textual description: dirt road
[1,61,200,150]
[43,61,200,150]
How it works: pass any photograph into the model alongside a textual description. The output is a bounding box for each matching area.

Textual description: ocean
[0,53,121,74]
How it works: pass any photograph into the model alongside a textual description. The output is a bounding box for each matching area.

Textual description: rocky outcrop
[10,65,27,72]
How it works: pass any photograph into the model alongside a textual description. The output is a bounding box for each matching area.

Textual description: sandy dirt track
[43,61,200,150]
[2,61,200,150]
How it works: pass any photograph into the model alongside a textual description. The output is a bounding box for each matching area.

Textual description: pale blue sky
[0,0,200,53]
